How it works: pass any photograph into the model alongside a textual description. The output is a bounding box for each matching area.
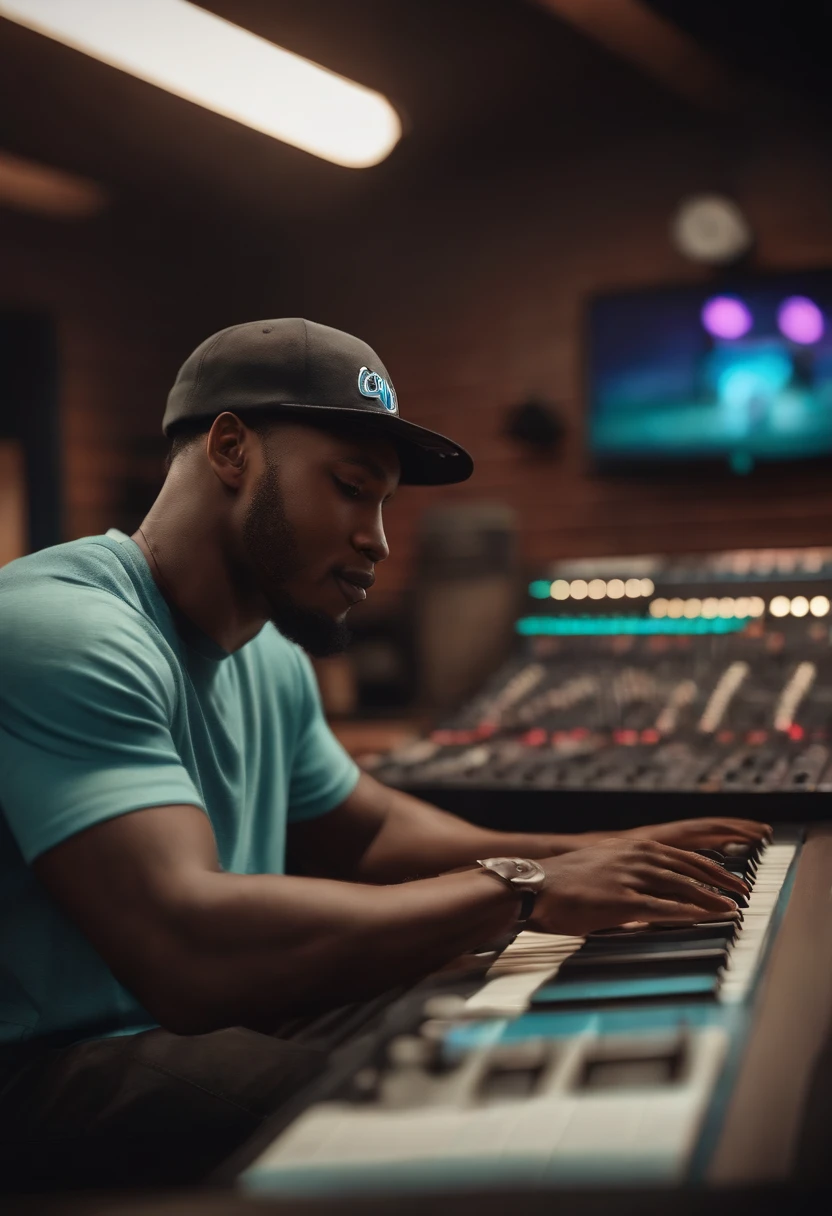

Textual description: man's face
[240,423,399,656]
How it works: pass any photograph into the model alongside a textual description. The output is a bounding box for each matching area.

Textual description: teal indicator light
[515,616,749,637]
[528,580,552,599]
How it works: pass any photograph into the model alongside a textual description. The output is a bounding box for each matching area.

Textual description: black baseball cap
[163,318,473,486]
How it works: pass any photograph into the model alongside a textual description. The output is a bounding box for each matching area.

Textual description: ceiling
[0,0,711,238]
[0,1,828,252]
[645,0,832,115]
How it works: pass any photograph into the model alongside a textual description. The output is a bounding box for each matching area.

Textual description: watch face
[671,194,753,265]
[481,856,546,890]
[508,858,543,881]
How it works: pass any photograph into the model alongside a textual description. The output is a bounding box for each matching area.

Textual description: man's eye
[335,478,361,500]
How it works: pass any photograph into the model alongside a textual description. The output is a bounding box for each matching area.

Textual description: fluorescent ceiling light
[0,148,108,217]
[0,0,401,168]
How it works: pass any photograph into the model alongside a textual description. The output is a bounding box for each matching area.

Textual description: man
[0,319,764,1191]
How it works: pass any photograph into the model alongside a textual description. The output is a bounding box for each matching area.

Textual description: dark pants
[0,995,396,1194]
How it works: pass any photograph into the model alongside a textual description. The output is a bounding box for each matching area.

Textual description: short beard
[241,454,351,658]
[265,592,351,658]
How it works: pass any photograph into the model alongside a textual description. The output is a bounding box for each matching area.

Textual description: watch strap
[517,889,536,925]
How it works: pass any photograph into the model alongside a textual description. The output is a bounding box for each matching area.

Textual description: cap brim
[234,403,474,486]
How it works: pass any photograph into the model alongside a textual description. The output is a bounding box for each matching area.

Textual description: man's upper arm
[32,804,220,1028]
[0,585,202,862]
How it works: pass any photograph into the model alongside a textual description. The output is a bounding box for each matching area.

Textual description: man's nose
[355,513,389,564]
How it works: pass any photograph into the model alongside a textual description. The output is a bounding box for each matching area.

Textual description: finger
[685,832,762,852]
[638,843,749,895]
[640,869,740,914]
[632,860,744,909]
[682,818,743,831]
[724,841,765,857]
[699,819,771,841]
[636,865,741,910]
[625,896,738,925]
[685,861,748,898]
[654,840,749,882]
[666,818,771,842]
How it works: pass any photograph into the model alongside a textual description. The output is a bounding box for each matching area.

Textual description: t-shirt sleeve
[286,649,360,822]
[0,584,203,863]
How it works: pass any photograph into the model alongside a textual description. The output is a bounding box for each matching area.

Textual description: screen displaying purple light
[701,295,752,340]
[777,296,825,344]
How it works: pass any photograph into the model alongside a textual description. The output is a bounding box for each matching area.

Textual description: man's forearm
[351,782,589,883]
[140,866,521,1034]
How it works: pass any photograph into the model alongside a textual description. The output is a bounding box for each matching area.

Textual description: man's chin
[268,602,352,657]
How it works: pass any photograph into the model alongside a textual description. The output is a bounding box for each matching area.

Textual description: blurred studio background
[3,0,832,754]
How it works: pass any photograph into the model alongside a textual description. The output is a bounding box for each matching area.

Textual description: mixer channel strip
[463,840,796,1016]
[370,603,832,812]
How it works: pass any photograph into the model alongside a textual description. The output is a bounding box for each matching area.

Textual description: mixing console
[366,547,832,831]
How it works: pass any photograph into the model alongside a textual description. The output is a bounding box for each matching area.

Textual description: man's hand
[531,838,746,937]
[561,817,771,856]
[619,817,771,851]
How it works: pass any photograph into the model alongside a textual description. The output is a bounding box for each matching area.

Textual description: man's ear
[205,412,255,490]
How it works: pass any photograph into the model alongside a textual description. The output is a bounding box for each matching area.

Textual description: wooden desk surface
[329,719,426,761]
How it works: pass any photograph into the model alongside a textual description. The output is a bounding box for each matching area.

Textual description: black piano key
[717,886,749,908]
[726,853,758,879]
[695,849,726,864]
[557,963,725,987]
[560,946,729,974]
[577,935,733,957]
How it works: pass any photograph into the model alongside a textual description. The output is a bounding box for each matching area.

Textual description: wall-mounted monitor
[588,271,832,473]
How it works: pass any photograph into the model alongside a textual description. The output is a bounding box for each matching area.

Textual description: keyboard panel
[240,831,803,1196]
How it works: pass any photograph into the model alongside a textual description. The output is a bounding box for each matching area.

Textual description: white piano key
[555,1096,643,1157]
[500,1099,576,1158]
[718,842,796,1002]
[464,930,584,1015]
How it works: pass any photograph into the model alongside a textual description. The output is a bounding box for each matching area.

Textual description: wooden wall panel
[0,207,261,542]
[0,440,26,565]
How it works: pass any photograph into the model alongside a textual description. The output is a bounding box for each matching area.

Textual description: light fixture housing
[0,0,402,168]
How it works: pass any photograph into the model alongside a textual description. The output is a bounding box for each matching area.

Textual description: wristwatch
[476,856,546,930]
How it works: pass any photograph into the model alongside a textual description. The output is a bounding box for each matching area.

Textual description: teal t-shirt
[0,530,359,1046]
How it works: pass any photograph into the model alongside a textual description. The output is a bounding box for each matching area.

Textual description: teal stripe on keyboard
[532,974,717,1004]
[444,1003,739,1052]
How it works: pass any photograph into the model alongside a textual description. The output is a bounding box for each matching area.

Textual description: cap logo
[358,366,397,414]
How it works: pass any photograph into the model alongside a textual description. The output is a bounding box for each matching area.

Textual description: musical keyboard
[234,827,832,1196]
[465,838,795,1016]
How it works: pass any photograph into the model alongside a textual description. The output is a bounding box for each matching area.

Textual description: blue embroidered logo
[358,366,397,413]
